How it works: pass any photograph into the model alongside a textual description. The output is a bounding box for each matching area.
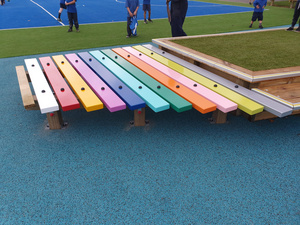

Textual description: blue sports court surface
[0,0,253,30]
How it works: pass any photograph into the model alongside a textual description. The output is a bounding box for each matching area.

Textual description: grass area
[0,0,295,58]
[172,30,299,71]
[1,20,171,59]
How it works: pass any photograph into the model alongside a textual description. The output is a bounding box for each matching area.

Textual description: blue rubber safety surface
[0,45,300,224]
[0,0,253,30]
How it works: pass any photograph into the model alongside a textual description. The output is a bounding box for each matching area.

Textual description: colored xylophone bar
[139,44,293,118]
[16,44,293,129]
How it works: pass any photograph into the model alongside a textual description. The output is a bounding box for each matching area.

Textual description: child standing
[57,0,66,22]
[125,0,139,37]
[65,0,79,32]
[143,0,152,24]
[249,0,267,29]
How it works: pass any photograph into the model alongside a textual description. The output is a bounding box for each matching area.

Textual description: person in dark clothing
[65,0,79,32]
[286,0,300,32]
[166,0,188,37]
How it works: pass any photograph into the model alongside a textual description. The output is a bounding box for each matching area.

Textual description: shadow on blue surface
[0,46,299,224]
[0,0,253,30]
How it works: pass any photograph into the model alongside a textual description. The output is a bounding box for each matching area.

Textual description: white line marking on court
[30,0,65,26]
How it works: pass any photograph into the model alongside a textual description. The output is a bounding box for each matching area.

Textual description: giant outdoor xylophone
[16,44,294,129]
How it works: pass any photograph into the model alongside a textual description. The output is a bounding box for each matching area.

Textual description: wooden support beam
[211,109,227,124]
[134,108,146,126]
[46,111,64,129]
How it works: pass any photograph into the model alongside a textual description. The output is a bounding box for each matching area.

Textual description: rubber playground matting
[0,0,253,30]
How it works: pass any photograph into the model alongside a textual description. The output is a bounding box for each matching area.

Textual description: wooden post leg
[233,108,242,116]
[134,108,146,126]
[212,109,227,124]
[46,111,64,129]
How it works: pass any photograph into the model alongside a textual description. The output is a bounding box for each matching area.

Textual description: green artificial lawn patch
[0,1,295,58]
[172,30,299,71]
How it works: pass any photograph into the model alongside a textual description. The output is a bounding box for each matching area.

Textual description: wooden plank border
[152,28,300,83]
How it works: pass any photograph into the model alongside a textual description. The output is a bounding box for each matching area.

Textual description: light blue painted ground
[0,46,299,224]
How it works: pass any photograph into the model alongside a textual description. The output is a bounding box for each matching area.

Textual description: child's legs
[59,4,66,13]
[143,4,151,19]
[68,12,74,29]
[127,17,131,36]
[147,5,151,19]
[258,12,263,24]
[73,13,79,29]
[251,12,258,23]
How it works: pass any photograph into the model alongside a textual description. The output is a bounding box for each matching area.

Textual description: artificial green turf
[172,30,299,71]
[0,1,295,59]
